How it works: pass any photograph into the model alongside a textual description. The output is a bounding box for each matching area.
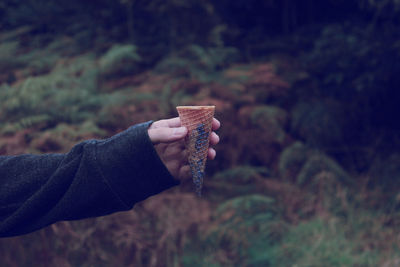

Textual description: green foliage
[187,45,240,74]
[0,41,23,72]
[214,194,277,223]
[0,53,107,134]
[0,114,51,135]
[27,54,60,75]
[99,44,141,79]
[183,205,390,267]
[361,0,400,8]
[181,253,221,267]
[183,195,284,267]
[303,24,377,97]
[52,121,106,139]
[128,0,219,57]
[251,105,288,144]
[268,218,379,267]
[370,153,400,187]
[1,1,114,34]
[1,76,93,123]
[0,34,71,79]
[302,23,400,136]
[368,153,400,208]
[1,5,400,265]
[208,166,270,201]
[155,45,240,82]
[359,0,400,22]
[28,121,107,153]
[279,141,311,181]
[213,166,270,183]
[291,101,344,147]
[95,90,159,130]
[297,153,352,186]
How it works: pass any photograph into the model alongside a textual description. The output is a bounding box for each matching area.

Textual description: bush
[297,153,352,187]
[279,141,311,181]
[0,54,105,133]
[183,194,284,267]
[155,45,240,82]
[368,153,400,209]
[268,218,379,267]
[207,166,270,200]
[99,44,141,80]
[0,41,23,73]
[291,101,345,148]
[251,105,288,145]
[301,23,400,138]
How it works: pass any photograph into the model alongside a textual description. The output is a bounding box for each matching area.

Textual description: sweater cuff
[95,121,179,208]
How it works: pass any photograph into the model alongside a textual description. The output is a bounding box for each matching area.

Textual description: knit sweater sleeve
[0,121,179,237]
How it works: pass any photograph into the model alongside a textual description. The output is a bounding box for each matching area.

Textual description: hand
[148,117,220,181]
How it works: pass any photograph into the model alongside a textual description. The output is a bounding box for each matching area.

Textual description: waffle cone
[177,106,215,195]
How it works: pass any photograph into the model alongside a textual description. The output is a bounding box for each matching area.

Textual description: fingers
[151,117,181,128]
[149,116,220,149]
[209,132,219,146]
[153,117,220,130]
[148,126,187,144]
[212,118,221,131]
[208,147,216,160]
[162,117,220,129]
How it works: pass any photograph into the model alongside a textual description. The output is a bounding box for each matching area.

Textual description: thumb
[148,127,187,144]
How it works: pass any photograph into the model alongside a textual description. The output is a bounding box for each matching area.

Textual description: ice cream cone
[176,106,215,196]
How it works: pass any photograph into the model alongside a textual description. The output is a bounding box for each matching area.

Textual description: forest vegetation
[0,0,400,266]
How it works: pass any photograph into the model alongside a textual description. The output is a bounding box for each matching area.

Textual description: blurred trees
[1,0,399,64]
[1,0,399,49]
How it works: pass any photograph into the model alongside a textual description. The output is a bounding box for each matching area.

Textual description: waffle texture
[177,106,215,195]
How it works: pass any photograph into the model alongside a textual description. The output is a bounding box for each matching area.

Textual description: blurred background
[0,0,400,266]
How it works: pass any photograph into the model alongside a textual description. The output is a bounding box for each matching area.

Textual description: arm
[0,121,178,237]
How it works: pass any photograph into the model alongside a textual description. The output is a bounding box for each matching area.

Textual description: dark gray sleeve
[0,121,179,237]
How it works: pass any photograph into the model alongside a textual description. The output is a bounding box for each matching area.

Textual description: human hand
[148,117,220,181]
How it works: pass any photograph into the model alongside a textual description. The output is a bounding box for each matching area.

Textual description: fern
[17,114,52,130]
[213,165,270,184]
[0,54,105,127]
[368,153,400,201]
[99,44,141,79]
[206,195,283,266]
[155,45,240,82]
[0,41,24,71]
[291,101,344,147]
[251,105,288,144]
[267,218,380,267]
[297,153,352,186]
[207,166,270,200]
[279,141,311,181]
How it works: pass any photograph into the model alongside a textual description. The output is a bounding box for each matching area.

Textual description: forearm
[0,121,178,237]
